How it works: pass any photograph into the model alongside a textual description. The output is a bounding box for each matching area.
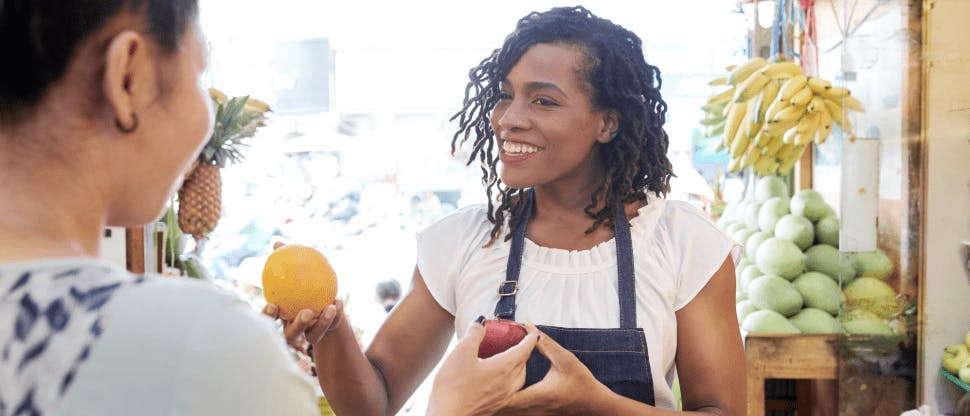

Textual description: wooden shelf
[746,334,838,416]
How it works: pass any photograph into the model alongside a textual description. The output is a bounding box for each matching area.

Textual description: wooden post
[795,144,814,190]
[125,227,145,274]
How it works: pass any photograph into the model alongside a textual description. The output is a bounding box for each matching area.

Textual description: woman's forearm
[586,387,732,416]
[313,315,390,416]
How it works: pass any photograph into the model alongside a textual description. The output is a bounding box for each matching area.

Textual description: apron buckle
[497,280,518,296]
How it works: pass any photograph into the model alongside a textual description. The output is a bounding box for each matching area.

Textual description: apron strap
[494,191,638,328]
[494,190,533,320]
[614,202,637,329]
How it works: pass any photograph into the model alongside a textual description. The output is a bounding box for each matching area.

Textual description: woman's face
[490,43,611,190]
[111,23,213,226]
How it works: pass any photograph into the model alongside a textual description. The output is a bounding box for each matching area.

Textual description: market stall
[115,0,970,414]
[709,0,969,414]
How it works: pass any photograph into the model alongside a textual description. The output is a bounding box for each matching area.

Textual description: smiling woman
[269,5,746,416]
[491,43,619,202]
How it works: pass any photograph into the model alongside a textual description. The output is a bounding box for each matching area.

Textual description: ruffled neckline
[516,197,665,273]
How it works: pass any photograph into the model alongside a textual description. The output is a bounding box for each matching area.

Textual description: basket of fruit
[941,330,970,393]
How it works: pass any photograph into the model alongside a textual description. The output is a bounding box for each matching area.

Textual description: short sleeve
[415,204,491,315]
[666,201,742,310]
[57,278,320,416]
[182,298,320,415]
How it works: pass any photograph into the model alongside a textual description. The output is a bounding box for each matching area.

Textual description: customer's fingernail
[475,315,486,325]
[324,307,335,320]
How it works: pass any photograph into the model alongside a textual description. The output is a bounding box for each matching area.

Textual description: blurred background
[190,2,747,412]
[196,0,747,338]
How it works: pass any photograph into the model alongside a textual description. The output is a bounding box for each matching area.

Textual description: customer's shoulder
[121,275,259,317]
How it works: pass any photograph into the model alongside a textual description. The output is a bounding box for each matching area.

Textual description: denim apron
[493,190,656,405]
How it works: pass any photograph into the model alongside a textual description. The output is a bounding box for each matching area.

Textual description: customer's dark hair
[0,0,199,124]
[450,6,673,246]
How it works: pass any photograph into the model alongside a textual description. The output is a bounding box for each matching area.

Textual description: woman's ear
[102,30,154,133]
[597,110,620,143]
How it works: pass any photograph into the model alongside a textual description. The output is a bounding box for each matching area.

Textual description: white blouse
[0,258,318,416]
[417,196,740,410]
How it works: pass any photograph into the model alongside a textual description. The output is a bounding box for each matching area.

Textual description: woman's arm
[311,265,456,416]
[583,254,745,415]
[672,253,745,414]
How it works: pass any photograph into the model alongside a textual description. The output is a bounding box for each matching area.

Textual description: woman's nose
[496,100,529,132]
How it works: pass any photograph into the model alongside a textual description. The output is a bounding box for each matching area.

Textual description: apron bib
[492,190,655,405]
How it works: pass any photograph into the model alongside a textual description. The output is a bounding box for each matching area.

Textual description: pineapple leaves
[199,90,270,167]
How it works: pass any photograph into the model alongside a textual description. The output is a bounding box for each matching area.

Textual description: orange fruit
[262,245,338,321]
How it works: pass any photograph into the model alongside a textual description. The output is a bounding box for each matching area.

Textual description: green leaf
[198,91,268,166]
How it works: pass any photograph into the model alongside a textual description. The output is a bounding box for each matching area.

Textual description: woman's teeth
[502,141,541,154]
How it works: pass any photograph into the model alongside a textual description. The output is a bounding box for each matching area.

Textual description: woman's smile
[499,139,545,164]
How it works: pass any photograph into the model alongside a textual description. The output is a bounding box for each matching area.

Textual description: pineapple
[177,89,270,241]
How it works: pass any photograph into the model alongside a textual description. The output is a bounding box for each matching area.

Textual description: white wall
[922,0,970,412]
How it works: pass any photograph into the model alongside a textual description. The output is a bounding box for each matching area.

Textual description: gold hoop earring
[115,114,138,133]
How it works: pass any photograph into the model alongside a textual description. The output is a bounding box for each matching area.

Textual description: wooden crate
[746,334,838,416]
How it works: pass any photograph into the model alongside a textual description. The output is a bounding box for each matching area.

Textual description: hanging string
[749,0,758,59]
[798,0,819,75]
[781,0,789,58]
[785,0,803,60]
[770,0,784,57]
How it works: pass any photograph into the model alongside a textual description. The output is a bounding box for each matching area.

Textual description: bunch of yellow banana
[703,57,865,176]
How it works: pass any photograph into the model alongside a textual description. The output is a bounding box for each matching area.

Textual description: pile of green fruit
[719,176,901,335]
[942,329,970,385]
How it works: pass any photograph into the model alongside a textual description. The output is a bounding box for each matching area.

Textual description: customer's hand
[426,319,539,416]
[495,324,607,416]
[262,301,343,349]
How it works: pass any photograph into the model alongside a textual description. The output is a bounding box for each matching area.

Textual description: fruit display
[941,328,970,386]
[478,319,528,359]
[702,57,865,176]
[722,176,902,335]
[178,88,271,241]
[262,244,339,321]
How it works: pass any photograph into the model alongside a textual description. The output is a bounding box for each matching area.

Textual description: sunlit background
[197,1,749,411]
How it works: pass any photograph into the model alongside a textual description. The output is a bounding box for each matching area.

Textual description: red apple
[477,319,528,358]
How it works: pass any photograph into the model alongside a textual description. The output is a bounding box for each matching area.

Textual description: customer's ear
[102,30,156,133]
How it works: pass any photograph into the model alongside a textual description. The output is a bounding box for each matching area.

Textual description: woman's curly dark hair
[450,6,673,246]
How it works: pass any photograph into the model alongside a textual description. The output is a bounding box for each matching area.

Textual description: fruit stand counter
[745,334,838,416]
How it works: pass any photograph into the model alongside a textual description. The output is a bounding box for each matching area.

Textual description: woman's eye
[533,98,558,106]
[497,91,512,100]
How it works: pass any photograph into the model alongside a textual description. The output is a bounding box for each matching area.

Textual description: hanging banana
[807,96,827,113]
[760,61,803,79]
[771,105,807,124]
[823,99,852,133]
[778,75,808,102]
[703,58,866,177]
[722,102,748,146]
[807,77,832,94]
[822,86,850,99]
[706,87,736,106]
[734,72,771,103]
[727,57,768,85]
[841,95,865,112]
[789,86,814,107]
